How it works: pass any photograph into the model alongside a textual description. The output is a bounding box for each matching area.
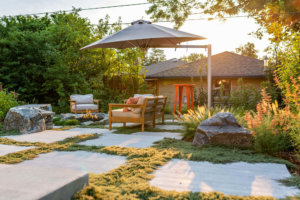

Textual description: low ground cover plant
[53,117,80,126]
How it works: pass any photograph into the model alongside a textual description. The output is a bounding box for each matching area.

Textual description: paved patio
[0,125,299,199]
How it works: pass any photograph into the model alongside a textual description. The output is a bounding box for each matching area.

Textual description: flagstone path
[0,151,126,200]
[79,131,182,148]
[149,159,299,199]
[0,124,299,199]
[0,144,35,156]
[4,128,111,143]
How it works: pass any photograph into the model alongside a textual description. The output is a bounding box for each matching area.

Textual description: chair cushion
[112,109,141,118]
[71,94,93,104]
[123,97,141,112]
[72,104,98,111]
[134,94,154,98]
[132,97,145,114]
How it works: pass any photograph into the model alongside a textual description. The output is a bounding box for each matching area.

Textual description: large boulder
[3,104,54,134]
[192,112,252,147]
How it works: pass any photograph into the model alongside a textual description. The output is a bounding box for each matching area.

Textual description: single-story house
[145,51,266,107]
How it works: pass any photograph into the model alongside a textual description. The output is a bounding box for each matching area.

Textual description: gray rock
[3,104,54,134]
[80,121,94,126]
[192,112,252,147]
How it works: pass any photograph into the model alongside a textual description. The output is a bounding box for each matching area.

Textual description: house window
[213,79,231,96]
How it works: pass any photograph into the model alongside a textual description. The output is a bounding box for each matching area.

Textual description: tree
[0,11,144,112]
[235,42,258,58]
[146,0,300,41]
[181,53,206,62]
[143,48,166,66]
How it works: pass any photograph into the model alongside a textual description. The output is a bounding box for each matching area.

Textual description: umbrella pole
[207,45,212,109]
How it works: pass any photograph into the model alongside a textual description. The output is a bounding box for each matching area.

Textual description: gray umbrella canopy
[81,20,206,50]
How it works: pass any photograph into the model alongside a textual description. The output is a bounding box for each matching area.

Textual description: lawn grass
[152,138,296,168]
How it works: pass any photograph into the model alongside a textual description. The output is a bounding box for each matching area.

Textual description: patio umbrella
[81,20,211,108]
[81,20,206,50]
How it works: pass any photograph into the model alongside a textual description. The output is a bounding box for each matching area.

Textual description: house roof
[143,58,186,76]
[147,51,265,78]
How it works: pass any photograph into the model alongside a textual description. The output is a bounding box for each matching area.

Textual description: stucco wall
[157,77,265,109]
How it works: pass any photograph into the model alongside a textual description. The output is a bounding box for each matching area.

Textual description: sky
[0,0,271,59]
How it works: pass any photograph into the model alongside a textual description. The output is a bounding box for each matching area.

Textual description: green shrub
[53,117,80,126]
[194,87,207,106]
[64,119,80,125]
[229,78,261,110]
[164,104,171,114]
[0,90,19,120]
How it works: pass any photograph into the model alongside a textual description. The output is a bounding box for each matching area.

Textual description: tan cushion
[132,97,145,114]
[112,109,141,118]
[72,104,98,111]
[71,94,93,104]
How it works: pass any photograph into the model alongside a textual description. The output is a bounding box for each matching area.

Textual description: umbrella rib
[126,40,138,48]
[145,39,152,49]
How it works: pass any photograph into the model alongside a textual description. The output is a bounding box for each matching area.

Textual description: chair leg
[162,115,165,124]
[153,119,155,128]
[123,122,126,127]
[142,123,145,132]
[109,121,112,130]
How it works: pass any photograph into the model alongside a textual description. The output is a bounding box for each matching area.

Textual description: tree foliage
[0,11,144,113]
[143,48,166,66]
[235,42,258,58]
[146,0,300,38]
[181,53,206,62]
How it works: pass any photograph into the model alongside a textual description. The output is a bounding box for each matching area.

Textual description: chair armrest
[109,104,143,108]
[69,100,76,104]
[93,99,100,103]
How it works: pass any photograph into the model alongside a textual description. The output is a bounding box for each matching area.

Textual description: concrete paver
[4,128,111,143]
[0,144,35,156]
[149,159,299,199]
[0,151,126,200]
[155,125,184,130]
[79,132,182,148]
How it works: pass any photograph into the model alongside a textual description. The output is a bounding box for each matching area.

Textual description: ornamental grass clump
[245,76,300,154]
[179,106,245,141]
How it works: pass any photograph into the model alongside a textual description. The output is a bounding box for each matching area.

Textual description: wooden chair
[70,94,100,113]
[108,96,167,132]
[154,97,167,125]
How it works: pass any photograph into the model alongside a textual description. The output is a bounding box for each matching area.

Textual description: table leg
[186,86,190,110]
[173,86,178,121]
[178,86,183,117]
[190,86,194,110]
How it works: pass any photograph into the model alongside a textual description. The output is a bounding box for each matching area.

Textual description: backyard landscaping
[0,1,299,199]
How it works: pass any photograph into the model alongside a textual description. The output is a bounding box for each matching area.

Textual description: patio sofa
[108,96,167,132]
[70,94,99,113]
